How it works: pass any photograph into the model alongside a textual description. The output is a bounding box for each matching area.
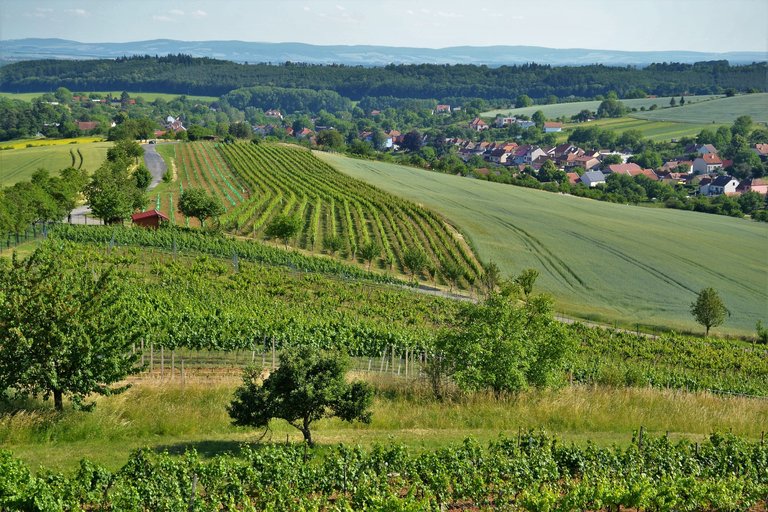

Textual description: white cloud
[168,9,185,16]
[66,8,90,17]
[190,10,208,19]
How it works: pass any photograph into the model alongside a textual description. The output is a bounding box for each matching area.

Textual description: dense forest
[1,55,765,102]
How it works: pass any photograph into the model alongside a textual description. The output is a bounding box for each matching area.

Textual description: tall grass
[3,374,766,471]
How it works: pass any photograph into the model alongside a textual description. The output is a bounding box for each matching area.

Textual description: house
[265,109,284,120]
[131,210,169,229]
[295,127,313,138]
[684,143,718,155]
[469,118,489,131]
[496,116,516,128]
[566,172,581,185]
[659,172,689,186]
[692,153,723,174]
[165,116,186,133]
[543,122,563,133]
[701,175,739,196]
[512,145,546,165]
[736,178,768,195]
[370,110,381,116]
[570,155,600,171]
[579,170,606,187]
[659,160,693,174]
[488,147,514,164]
[435,104,452,114]
[605,162,644,176]
[76,121,99,131]
[516,119,536,129]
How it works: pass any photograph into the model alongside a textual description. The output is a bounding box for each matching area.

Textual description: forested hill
[1,55,765,101]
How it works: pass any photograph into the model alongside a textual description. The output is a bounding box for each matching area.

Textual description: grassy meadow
[562,117,721,141]
[631,92,768,124]
[317,152,767,336]
[3,374,765,472]
[0,91,219,103]
[481,95,721,119]
[0,138,112,186]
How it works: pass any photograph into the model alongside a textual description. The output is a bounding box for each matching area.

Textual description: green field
[0,91,219,103]
[482,95,721,119]
[631,93,768,124]
[562,117,722,141]
[0,139,111,186]
[316,152,767,335]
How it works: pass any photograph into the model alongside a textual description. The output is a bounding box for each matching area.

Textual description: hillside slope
[317,152,767,335]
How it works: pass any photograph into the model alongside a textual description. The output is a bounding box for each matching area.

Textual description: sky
[1,0,767,53]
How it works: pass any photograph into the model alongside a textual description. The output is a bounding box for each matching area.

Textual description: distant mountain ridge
[1,38,765,67]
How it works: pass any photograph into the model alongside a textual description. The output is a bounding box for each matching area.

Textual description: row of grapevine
[3,432,766,510]
[210,142,482,288]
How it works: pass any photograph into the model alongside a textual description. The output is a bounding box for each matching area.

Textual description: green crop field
[0,139,112,186]
[0,91,219,103]
[562,117,721,141]
[631,93,768,124]
[482,95,720,119]
[317,152,767,335]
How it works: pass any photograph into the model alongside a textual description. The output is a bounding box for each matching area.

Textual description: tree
[601,154,623,166]
[359,241,380,270]
[228,347,373,446]
[316,129,345,150]
[515,95,533,108]
[479,260,501,299]
[401,130,423,152]
[133,164,152,191]
[322,233,344,256]
[402,247,429,283]
[432,293,573,396]
[680,96,685,106]
[439,258,464,293]
[0,242,141,411]
[85,160,147,224]
[264,214,303,248]
[669,97,677,107]
[531,110,546,129]
[177,188,224,228]
[514,268,540,299]
[690,287,729,336]
[597,98,627,119]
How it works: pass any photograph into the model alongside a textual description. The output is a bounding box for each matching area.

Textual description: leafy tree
[433,293,573,396]
[264,214,303,248]
[669,97,677,107]
[227,347,373,446]
[680,96,685,106]
[731,115,753,137]
[514,268,540,299]
[322,233,344,256]
[358,241,380,270]
[756,321,768,345]
[133,164,152,191]
[401,130,423,152]
[601,154,623,166]
[690,287,729,336]
[515,95,533,108]
[597,98,627,118]
[402,247,428,283]
[229,121,253,140]
[532,110,546,129]
[0,242,141,411]
[630,150,662,170]
[178,188,225,227]
[316,129,345,150]
[738,191,764,216]
[84,160,147,224]
[439,258,464,293]
[479,261,501,299]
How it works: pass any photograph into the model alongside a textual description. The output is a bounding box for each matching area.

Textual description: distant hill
[1,38,765,67]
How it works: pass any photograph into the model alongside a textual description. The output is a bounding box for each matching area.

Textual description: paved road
[67,143,169,224]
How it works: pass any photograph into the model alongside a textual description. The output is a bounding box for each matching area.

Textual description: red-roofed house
[736,178,768,195]
[543,122,563,133]
[605,162,643,176]
[435,104,452,114]
[692,153,723,174]
[469,118,489,131]
[77,121,99,131]
[752,144,768,160]
[131,210,169,229]
[566,172,580,185]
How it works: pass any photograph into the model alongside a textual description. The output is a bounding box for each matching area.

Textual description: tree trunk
[53,389,64,411]
[301,417,313,447]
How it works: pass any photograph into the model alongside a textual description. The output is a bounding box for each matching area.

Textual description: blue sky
[1,0,767,53]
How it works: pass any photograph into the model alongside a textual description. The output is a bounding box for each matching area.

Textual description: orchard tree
[228,347,373,446]
[359,241,380,270]
[265,214,303,248]
[0,242,141,411]
[690,287,729,336]
[178,188,225,227]
[431,293,573,397]
[514,268,540,299]
[402,247,429,283]
[322,234,344,256]
[440,258,464,293]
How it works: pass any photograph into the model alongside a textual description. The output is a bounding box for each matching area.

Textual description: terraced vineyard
[213,142,481,286]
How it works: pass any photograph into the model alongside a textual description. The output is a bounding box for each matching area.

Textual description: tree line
[1,56,765,102]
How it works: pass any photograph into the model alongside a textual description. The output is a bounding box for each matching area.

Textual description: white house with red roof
[543,122,563,133]
[469,118,489,131]
[692,153,723,174]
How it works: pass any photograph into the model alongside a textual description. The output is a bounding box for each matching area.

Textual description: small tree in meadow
[402,247,429,284]
[690,287,729,336]
[322,234,344,256]
[228,347,373,446]
[178,188,225,227]
[440,258,464,293]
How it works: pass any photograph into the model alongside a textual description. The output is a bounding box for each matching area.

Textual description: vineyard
[153,142,249,227]
[193,142,481,287]
[3,431,766,511]
[44,228,768,397]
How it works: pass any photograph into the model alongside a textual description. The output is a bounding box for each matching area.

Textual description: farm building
[131,210,170,229]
